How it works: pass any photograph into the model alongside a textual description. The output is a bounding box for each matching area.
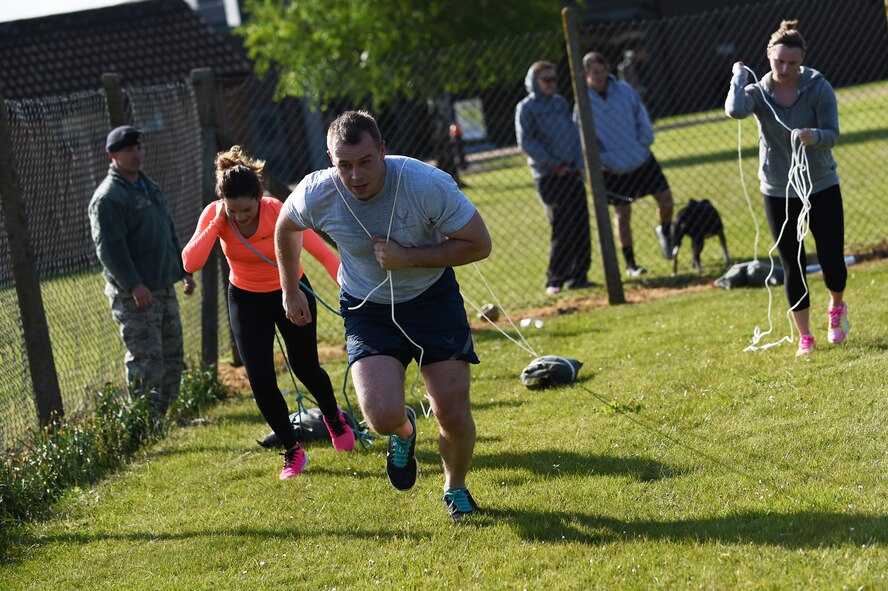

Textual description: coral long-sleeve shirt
[182,196,339,293]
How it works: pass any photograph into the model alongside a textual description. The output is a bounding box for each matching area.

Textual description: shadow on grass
[471,398,524,411]
[216,409,268,425]
[4,524,432,558]
[658,126,888,170]
[469,449,684,482]
[146,444,248,459]
[626,273,719,291]
[482,507,888,547]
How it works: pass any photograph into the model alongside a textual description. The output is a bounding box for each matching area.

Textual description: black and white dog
[670,199,732,274]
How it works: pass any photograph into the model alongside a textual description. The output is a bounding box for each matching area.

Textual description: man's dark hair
[582,52,610,74]
[327,110,382,150]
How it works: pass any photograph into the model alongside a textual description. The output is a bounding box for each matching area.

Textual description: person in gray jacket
[726,20,850,357]
[89,126,195,411]
[515,61,594,295]
[582,52,674,277]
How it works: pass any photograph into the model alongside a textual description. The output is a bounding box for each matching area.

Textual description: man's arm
[631,86,655,147]
[274,212,312,325]
[372,210,492,270]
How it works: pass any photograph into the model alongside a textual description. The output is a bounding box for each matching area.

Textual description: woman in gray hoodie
[726,20,850,357]
[516,61,594,294]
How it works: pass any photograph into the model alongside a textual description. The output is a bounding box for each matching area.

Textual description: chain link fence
[218,0,887,312]
[0,82,220,449]
[1,0,886,449]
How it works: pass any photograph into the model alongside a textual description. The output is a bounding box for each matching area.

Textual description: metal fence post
[563,6,625,305]
[0,95,64,426]
[191,68,220,369]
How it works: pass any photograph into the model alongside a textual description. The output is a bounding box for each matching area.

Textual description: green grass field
[455,80,888,313]
[2,79,887,452]
[1,257,886,589]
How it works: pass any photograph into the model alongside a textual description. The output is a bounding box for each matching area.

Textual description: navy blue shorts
[340,267,480,368]
[603,155,670,205]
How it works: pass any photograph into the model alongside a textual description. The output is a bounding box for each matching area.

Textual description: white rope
[332,159,432,415]
[462,292,538,357]
[332,156,544,412]
[737,120,761,262]
[739,66,814,352]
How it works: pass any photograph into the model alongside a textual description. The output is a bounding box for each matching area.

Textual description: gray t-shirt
[285,155,476,303]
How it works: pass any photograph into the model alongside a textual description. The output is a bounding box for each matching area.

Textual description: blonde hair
[214,145,265,200]
[768,19,807,52]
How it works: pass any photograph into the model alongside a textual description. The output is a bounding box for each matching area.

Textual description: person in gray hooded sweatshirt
[515,61,593,295]
[581,52,675,277]
[726,19,850,357]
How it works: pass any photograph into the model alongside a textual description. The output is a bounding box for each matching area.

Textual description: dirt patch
[216,344,349,393]
[217,362,250,394]
[469,251,885,330]
[469,280,714,329]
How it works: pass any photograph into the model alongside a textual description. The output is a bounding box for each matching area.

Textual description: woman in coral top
[183,146,354,480]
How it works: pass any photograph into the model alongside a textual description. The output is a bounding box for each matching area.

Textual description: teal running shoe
[386,406,417,490]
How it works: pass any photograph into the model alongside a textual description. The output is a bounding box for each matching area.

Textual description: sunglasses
[540,76,557,83]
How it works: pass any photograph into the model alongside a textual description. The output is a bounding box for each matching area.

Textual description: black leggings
[228,275,339,450]
[762,184,847,311]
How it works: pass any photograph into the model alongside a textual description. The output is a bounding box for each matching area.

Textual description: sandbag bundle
[520,356,583,390]
[714,260,783,290]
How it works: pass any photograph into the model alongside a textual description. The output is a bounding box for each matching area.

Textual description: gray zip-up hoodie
[725,67,839,198]
[515,66,584,179]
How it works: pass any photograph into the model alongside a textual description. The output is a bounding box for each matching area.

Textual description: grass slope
[2,259,886,590]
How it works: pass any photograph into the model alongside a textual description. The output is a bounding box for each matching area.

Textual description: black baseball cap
[105,125,143,152]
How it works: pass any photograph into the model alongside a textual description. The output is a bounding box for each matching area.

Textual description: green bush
[169,364,230,422]
[0,365,228,523]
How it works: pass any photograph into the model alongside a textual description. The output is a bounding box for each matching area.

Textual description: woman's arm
[181,200,226,273]
[810,80,840,148]
[725,62,755,120]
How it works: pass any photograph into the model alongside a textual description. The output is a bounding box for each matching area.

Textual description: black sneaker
[386,406,417,491]
[443,487,480,521]
[567,279,598,289]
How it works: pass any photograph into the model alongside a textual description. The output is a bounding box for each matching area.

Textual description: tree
[238,0,570,106]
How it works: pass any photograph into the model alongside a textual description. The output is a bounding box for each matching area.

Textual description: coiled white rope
[737,65,813,352]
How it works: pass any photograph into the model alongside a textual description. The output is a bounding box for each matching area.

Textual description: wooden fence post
[102,73,126,128]
[191,68,220,368]
[562,7,625,305]
[0,95,65,426]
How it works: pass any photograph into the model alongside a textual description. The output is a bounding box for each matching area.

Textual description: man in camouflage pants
[88,126,195,412]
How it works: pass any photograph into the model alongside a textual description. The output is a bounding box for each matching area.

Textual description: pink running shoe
[827,302,850,344]
[796,334,816,357]
[323,408,355,452]
[279,444,308,479]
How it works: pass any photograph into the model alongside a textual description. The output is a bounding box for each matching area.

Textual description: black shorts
[603,155,670,205]
[340,267,480,368]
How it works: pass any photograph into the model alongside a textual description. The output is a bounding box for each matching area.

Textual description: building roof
[0,0,251,99]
